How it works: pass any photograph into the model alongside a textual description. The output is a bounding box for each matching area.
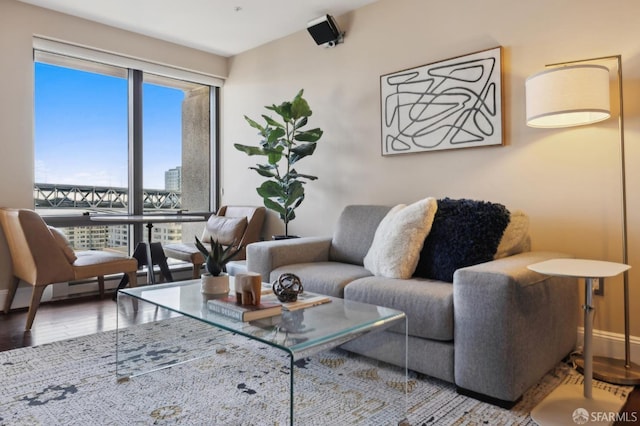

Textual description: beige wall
[0,0,227,296]
[2,0,640,348]
[222,0,640,341]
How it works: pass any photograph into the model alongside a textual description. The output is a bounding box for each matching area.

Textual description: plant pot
[201,272,230,296]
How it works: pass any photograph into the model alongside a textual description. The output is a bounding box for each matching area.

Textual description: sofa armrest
[453,251,579,403]
[246,237,332,282]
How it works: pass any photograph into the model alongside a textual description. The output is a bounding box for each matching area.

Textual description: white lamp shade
[526,64,611,128]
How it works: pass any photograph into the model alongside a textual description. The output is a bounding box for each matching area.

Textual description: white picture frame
[380,46,504,156]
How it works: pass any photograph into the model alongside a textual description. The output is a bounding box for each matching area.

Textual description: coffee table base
[116,280,408,425]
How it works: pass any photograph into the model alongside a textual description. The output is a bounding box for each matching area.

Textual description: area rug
[0,318,632,425]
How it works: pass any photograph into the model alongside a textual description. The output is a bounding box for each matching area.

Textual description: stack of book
[280,293,331,311]
[207,295,282,321]
[207,291,331,321]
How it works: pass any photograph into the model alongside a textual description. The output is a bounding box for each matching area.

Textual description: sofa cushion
[329,205,391,265]
[363,198,437,279]
[201,215,247,246]
[271,262,372,298]
[495,209,530,259]
[344,276,454,341]
[414,198,510,282]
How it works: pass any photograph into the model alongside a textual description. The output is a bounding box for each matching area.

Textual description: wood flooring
[1,295,638,423]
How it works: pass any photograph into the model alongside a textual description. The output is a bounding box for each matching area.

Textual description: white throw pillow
[495,209,530,259]
[363,197,438,279]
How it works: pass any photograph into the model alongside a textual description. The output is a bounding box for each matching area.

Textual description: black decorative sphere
[272,273,304,303]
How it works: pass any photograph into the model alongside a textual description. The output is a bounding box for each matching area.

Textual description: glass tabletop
[120,279,405,358]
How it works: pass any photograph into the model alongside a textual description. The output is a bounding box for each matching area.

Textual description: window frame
[33,38,221,248]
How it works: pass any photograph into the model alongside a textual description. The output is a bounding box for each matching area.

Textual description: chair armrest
[246,237,332,282]
[452,251,579,402]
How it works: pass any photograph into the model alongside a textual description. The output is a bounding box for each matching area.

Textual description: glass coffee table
[116,278,407,425]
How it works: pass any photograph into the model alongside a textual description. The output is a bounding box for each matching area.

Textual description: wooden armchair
[163,205,266,278]
[0,208,138,330]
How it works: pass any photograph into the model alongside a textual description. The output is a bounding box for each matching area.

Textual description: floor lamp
[526,55,640,386]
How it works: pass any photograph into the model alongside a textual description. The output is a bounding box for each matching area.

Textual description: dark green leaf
[194,236,209,256]
[221,243,242,263]
[262,145,284,154]
[292,195,305,209]
[286,207,296,222]
[267,149,283,165]
[286,169,315,180]
[291,172,318,181]
[290,143,317,164]
[287,181,305,203]
[294,128,323,142]
[263,198,286,216]
[266,127,286,144]
[294,116,308,130]
[244,115,265,132]
[262,115,284,128]
[234,144,266,156]
[291,96,311,119]
[249,166,276,178]
[211,237,221,260]
[267,101,292,122]
[257,180,286,198]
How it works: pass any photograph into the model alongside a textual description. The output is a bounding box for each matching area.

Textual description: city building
[164,166,182,192]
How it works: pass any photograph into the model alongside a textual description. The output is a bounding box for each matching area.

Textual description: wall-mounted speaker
[307,15,344,47]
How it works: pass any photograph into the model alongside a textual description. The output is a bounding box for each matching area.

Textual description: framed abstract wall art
[380,46,503,156]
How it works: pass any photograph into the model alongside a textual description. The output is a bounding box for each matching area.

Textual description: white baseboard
[0,285,53,310]
[577,327,640,364]
[0,268,194,312]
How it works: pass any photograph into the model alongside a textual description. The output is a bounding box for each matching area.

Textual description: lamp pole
[545,55,638,385]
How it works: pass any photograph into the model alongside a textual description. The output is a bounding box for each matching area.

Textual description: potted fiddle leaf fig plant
[234,89,323,238]
[195,236,242,295]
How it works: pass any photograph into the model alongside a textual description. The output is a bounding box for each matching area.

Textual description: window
[33,42,219,254]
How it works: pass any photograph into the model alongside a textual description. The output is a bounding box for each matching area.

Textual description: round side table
[527,259,630,425]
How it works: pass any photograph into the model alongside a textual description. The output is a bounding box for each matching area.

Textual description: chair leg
[97,276,105,299]
[150,243,173,282]
[4,276,19,314]
[112,271,138,302]
[192,262,202,279]
[128,271,138,288]
[25,285,47,331]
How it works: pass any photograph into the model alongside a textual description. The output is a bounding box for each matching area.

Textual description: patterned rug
[0,317,632,425]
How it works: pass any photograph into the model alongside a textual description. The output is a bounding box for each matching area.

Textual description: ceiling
[17,0,379,57]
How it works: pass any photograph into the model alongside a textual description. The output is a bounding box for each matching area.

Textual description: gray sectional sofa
[246,204,578,406]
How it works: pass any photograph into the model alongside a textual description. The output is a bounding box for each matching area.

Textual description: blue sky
[34,62,183,190]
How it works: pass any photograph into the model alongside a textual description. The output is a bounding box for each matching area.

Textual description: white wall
[221,0,640,344]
